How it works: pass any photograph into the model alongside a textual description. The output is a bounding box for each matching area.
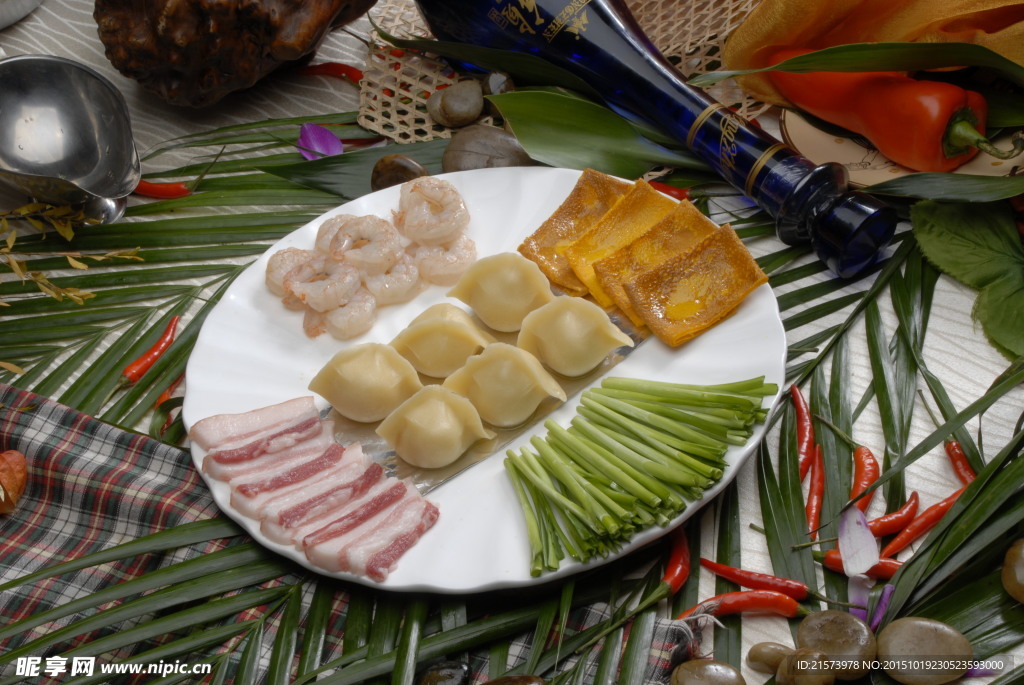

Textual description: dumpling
[407,302,478,328]
[390,312,495,378]
[308,343,422,423]
[443,343,567,427]
[447,252,555,332]
[517,296,635,377]
[376,385,495,469]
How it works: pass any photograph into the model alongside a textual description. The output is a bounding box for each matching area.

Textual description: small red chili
[297,62,364,85]
[867,491,920,538]
[120,316,180,387]
[661,526,692,594]
[880,486,967,558]
[676,590,807,619]
[649,181,691,201]
[850,445,880,513]
[790,385,815,481]
[819,549,902,580]
[806,444,824,540]
[699,558,808,601]
[945,440,976,485]
[133,179,191,199]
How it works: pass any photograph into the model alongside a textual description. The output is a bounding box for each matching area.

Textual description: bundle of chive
[505,376,777,576]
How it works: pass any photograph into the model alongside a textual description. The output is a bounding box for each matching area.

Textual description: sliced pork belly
[190,395,321,459]
[352,498,440,582]
[204,421,336,482]
[260,463,387,546]
[229,441,349,500]
[230,442,365,520]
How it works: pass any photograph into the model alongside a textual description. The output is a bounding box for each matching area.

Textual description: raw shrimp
[266,247,317,298]
[409,233,477,286]
[364,253,425,305]
[393,177,470,246]
[313,214,357,254]
[325,288,377,340]
[283,255,361,313]
[303,308,327,338]
[328,215,404,276]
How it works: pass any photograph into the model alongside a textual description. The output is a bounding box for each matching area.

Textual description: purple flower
[297,123,344,160]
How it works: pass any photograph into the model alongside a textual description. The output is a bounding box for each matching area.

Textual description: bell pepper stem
[945,119,1024,160]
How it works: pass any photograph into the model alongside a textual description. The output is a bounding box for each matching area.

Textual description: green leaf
[912,201,1019,288]
[867,174,1024,203]
[259,139,448,199]
[689,42,1024,88]
[488,90,707,177]
[267,585,303,685]
[911,200,1024,358]
[0,518,243,594]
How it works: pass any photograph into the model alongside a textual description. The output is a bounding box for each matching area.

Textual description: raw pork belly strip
[260,462,387,546]
[190,396,439,582]
[190,395,320,456]
[230,442,363,520]
[203,421,336,482]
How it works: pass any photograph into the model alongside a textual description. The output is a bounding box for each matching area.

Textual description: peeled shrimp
[363,253,425,306]
[266,247,317,299]
[283,255,361,313]
[325,288,377,340]
[409,233,477,286]
[393,177,470,246]
[303,308,327,338]
[314,214,356,254]
[328,215,404,276]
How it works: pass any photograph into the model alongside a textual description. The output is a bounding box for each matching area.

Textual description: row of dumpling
[308,252,635,469]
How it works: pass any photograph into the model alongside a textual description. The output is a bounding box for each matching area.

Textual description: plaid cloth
[0,384,682,683]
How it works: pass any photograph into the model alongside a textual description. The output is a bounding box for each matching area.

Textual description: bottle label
[487,0,593,41]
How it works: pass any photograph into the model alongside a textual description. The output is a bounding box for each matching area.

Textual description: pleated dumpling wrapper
[443,343,567,427]
[309,343,423,423]
[624,227,768,347]
[517,296,634,377]
[447,252,555,332]
[517,168,632,296]
[376,385,496,469]
[390,304,495,378]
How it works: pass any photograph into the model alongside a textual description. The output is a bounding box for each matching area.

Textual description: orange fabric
[723,0,1024,105]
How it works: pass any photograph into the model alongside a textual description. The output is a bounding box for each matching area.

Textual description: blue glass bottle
[413,0,898,278]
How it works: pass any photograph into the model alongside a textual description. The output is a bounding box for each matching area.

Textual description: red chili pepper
[661,526,691,593]
[297,62,364,85]
[945,440,976,485]
[880,486,967,558]
[767,48,1024,173]
[121,316,180,387]
[806,444,824,540]
[790,385,814,481]
[850,445,880,513]
[867,491,920,538]
[676,590,807,619]
[134,179,191,199]
[819,549,902,581]
[698,558,808,601]
[649,181,691,201]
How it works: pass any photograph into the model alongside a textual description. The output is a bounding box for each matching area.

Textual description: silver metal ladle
[0,54,140,224]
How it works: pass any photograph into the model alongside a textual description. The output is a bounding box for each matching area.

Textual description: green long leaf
[488,90,706,177]
[689,42,1024,88]
[0,518,243,594]
[0,542,270,641]
[297,580,336,677]
[267,585,303,685]
[867,174,1024,203]
[0,564,291,666]
[713,480,742,666]
[392,599,430,685]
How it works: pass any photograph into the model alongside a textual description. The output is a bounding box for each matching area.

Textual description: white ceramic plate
[182,166,787,593]
[780,109,1024,187]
